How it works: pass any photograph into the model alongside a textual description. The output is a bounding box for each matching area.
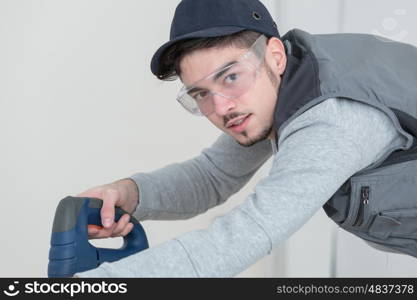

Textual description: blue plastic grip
[47,196,148,277]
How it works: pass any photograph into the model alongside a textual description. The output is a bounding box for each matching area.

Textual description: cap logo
[252,11,261,20]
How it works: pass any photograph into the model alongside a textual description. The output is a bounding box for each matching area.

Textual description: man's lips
[225,114,251,128]
[226,114,252,133]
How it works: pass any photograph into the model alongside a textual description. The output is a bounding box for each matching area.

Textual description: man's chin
[236,137,264,147]
[234,126,273,147]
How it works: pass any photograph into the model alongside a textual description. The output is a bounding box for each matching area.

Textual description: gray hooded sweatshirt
[75,97,406,277]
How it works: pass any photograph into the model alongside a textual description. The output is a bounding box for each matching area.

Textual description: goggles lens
[177,35,267,116]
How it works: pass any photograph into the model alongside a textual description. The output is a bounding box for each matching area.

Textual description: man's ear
[266,37,287,76]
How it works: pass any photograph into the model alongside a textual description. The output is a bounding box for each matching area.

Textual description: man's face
[179,38,286,147]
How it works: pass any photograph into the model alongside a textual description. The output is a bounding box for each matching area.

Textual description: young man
[75,0,417,277]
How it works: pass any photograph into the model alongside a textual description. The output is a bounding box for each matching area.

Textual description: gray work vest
[274,29,417,258]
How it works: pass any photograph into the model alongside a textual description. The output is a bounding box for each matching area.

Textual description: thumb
[100,188,119,228]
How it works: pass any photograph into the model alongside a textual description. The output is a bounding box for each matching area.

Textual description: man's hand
[76,178,139,239]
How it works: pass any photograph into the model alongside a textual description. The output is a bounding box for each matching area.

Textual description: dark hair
[156,30,262,81]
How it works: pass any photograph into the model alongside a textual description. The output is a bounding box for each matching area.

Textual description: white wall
[341,0,417,44]
[0,0,281,277]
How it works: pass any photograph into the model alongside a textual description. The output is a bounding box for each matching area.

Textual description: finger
[88,223,117,239]
[111,214,131,237]
[120,222,134,237]
[88,224,103,236]
[88,227,100,238]
[101,188,119,228]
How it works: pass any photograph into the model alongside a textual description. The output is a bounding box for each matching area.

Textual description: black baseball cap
[150,0,280,76]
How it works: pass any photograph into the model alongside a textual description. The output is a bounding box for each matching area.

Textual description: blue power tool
[48,196,148,277]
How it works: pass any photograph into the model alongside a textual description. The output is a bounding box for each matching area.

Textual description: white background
[1,0,416,277]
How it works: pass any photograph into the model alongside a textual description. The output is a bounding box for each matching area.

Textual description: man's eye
[194,90,209,101]
[224,73,238,84]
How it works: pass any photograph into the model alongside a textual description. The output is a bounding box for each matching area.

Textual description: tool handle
[48,196,148,277]
[86,198,148,263]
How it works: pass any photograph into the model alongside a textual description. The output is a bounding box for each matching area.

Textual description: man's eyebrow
[187,86,203,95]
[212,61,237,81]
[186,60,237,94]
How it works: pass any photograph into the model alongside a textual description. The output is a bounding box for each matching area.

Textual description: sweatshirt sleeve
[75,98,408,277]
[130,132,272,220]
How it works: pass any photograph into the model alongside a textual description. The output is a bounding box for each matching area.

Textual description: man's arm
[131,133,272,220]
[75,98,408,277]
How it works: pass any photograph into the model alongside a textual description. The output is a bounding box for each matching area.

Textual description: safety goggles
[176,34,267,116]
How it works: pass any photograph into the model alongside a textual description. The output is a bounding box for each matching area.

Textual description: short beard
[237,62,278,147]
[237,125,273,147]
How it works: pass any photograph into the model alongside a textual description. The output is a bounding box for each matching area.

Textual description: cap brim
[150,26,246,76]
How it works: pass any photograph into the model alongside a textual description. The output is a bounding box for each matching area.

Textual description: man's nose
[212,93,236,116]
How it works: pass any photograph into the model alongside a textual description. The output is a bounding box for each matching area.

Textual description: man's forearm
[130,133,272,221]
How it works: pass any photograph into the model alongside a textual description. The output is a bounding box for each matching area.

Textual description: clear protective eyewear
[177,34,268,116]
